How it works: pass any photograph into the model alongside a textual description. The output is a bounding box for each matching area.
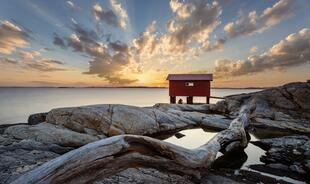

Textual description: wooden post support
[170,96,176,104]
[206,97,210,104]
[187,96,193,104]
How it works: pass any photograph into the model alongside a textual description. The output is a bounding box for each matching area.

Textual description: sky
[0,0,309,87]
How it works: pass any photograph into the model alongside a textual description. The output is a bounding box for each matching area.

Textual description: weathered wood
[12,104,255,184]
[170,96,176,104]
[187,96,193,104]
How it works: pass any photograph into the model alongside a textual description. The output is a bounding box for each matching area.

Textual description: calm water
[0,87,261,124]
[165,129,304,184]
[165,129,264,168]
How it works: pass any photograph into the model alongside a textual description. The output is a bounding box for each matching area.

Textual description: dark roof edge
[166,74,213,81]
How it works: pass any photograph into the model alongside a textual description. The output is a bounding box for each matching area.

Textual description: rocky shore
[0,82,309,183]
[251,135,310,180]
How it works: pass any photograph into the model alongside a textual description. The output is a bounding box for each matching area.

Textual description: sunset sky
[0,0,309,87]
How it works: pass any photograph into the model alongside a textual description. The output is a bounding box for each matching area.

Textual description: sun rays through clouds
[0,0,309,87]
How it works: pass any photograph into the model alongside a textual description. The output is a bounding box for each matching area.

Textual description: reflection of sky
[165,128,306,183]
[164,129,265,168]
[165,129,218,149]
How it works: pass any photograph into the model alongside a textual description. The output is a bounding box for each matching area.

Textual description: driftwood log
[12,104,255,184]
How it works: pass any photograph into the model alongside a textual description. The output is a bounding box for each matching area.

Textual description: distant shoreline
[0,86,266,89]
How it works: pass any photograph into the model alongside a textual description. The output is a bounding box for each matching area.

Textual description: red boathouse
[166,74,213,104]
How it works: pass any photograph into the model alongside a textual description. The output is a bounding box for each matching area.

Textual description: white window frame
[185,82,194,87]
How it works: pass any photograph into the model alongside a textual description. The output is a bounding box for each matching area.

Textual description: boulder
[0,135,71,184]
[27,112,48,125]
[4,123,100,147]
[215,82,310,134]
[46,104,229,136]
[46,105,159,136]
[252,135,310,175]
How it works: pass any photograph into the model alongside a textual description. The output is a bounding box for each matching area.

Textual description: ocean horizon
[0,88,261,125]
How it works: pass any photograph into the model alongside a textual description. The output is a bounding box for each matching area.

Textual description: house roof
[166,74,213,81]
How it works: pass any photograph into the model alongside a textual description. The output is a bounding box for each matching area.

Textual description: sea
[0,87,261,125]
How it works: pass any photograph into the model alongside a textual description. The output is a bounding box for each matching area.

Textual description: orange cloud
[0,20,30,54]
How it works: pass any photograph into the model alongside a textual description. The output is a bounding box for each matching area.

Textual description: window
[185,82,194,87]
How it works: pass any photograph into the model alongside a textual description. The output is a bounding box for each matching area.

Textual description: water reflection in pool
[164,128,305,184]
[164,128,265,169]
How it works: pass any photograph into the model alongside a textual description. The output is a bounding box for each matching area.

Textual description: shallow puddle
[164,129,217,149]
[164,128,265,168]
[164,128,306,184]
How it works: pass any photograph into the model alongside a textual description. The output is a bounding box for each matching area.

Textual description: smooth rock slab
[46,104,230,137]
[46,104,159,136]
[4,123,99,147]
[213,82,310,134]
[109,105,159,135]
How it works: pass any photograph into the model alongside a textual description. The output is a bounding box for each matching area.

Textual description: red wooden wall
[169,80,211,97]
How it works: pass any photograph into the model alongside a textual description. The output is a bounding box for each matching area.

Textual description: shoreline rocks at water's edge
[251,135,310,176]
[215,82,310,135]
[17,82,310,139]
[28,112,48,125]
[0,82,309,183]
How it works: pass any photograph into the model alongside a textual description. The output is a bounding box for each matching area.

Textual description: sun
[136,74,147,84]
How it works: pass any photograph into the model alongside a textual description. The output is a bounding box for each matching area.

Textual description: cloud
[92,2,122,28]
[260,0,294,27]
[202,38,226,52]
[132,21,157,55]
[64,23,102,55]
[67,1,75,8]
[53,0,224,85]
[108,40,128,52]
[165,0,222,52]
[224,0,295,38]
[70,23,100,46]
[250,46,258,53]
[70,18,77,24]
[67,1,80,11]
[53,33,66,49]
[83,49,131,76]
[53,24,136,84]
[109,0,128,29]
[18,50,41,60]
[0,57,18,65]
[215,28,310,77]
[18,48,50,60]
[23,59,68,72]
[30,81,64,86]
[130,0,223,60]
[0,56,68,72]
[0,20,30,54]
[103,76,137,85]
[1,46,68,72]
